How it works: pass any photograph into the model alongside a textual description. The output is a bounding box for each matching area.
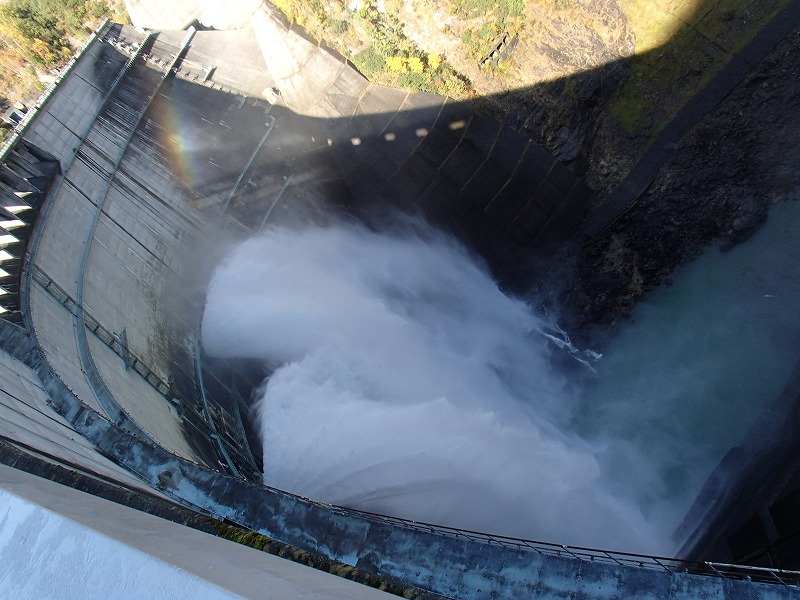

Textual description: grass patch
[352,46,385,79]
[215,522,273,550]
[608,96,644,131]
[212,520,438,598]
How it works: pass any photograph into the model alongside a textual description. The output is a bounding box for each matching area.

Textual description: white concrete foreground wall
[0,463,389,599]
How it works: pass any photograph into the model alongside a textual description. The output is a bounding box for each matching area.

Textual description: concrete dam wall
[0,11,797,599]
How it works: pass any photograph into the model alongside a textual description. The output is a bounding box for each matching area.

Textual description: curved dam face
[0,10,798,600]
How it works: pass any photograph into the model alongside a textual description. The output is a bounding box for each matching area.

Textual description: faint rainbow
[155,95,197,189]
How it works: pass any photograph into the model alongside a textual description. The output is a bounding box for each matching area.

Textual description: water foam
[202,222,670,553]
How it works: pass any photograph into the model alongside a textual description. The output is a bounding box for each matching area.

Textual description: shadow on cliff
[214,2,761,282]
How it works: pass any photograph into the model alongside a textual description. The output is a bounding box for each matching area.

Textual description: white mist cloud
[202,222,671,554]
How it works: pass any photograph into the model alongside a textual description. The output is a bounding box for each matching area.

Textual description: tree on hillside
[0,0,107,67]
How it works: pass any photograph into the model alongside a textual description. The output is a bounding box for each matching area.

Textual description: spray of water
[202,221,676,554]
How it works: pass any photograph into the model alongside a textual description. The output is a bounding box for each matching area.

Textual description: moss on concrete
[212,520,449,599]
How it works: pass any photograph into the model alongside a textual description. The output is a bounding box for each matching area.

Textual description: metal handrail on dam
[193,337,240,478]
[5,299,800,595]
[13,283,799,597]
[9,307,800,594]
[335,506,800,586]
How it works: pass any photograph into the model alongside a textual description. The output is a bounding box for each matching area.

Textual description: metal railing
[19,263,800,589]
[33,267,172,397]
[32,265,256,478]
[193,337,240,478]
[304,504,800,587]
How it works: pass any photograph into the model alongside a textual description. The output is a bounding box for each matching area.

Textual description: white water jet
[202,222,671,554]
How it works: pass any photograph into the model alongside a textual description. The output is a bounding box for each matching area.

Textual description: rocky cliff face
[551,26,800,344]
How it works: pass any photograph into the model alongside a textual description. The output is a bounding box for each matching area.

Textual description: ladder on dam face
[192,338,262,480]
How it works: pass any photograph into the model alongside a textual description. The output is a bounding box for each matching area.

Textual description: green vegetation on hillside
[270,0,474,98]
[0,0,108,67]
[0,0,128,133]
[352,2,472,96]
